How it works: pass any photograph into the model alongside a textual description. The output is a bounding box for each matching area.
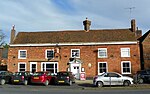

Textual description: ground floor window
[121,61,131,74]
[18,63,26,72]
[41,62,58,74]
[98,62,107,74]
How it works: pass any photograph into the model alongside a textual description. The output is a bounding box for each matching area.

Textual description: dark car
[134,69,150,84]
[31,71,56,86]
[0,71,13,85]
[56,71,75,86]
[11,71,33,85]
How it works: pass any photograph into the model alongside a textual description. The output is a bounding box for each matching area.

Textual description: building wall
[8,44,141,77]
[143,43,150,69]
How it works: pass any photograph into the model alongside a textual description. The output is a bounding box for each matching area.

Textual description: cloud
[0,0,150,43]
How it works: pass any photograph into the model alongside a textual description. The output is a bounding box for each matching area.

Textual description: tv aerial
[125,7,135,19]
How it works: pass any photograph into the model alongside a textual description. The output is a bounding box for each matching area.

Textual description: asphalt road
[0,84,150,94]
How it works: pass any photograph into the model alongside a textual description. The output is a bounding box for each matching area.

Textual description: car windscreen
[0,72,5,75]
[147,70,150,74]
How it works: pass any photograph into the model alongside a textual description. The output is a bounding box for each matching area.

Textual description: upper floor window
[71,49,80,58]
[98,48,107,58]
[121,48,130,57]
[45,49,54,59]
[18,50,27,59]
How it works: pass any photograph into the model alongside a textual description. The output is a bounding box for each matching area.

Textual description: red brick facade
[8,43,141,77]
[139,30,150,69]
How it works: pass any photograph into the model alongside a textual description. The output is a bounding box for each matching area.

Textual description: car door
[5,72,11,83]
[103,73,111,85]
[109,73,123,85]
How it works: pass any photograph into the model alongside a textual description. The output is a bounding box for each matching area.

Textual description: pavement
[75,79,150,89]
[75,79,93,84]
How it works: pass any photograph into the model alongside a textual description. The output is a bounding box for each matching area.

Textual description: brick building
[139,30,150,70]
[8,19,142,78]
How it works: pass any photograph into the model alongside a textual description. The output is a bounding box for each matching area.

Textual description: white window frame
[41,62,58,74]
[30,62,37,73]
[121,61,131,74]
[98,48,107,58]
[121,48,130,57]
[71,49,80,58]
[45,49,54,59]
[18,50,27,59]
[18,62,26,72]
[98,62,108,75]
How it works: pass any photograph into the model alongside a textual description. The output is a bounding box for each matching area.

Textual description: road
[0,84,150,94]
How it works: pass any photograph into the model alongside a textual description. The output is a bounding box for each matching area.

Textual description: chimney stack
[83,17,91,32]
[10,25,16,44]
[131,19,136,32]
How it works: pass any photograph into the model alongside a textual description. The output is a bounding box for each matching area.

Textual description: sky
[0,0,150,43]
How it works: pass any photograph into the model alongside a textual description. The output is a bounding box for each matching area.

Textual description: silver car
[93,72,134,87]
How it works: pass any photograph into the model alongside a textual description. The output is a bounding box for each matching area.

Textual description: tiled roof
[12,29,137,44]
[138,30,150,43]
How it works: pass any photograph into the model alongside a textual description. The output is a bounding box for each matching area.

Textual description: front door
[70,63,80,79]
[30,62,37,73]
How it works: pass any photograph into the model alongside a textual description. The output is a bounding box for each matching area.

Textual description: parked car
[11,71,33,85]
[0,71,13,85]
[93,72,134,87]
[56,71,75,86]
[134,69,150,84]
[31,71,56,86]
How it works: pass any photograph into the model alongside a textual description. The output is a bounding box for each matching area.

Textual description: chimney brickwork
[10,25,16,44]
[83,18,91,32]
[131,19,136,32]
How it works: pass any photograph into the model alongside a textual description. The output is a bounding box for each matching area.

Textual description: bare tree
[0,31,6,47]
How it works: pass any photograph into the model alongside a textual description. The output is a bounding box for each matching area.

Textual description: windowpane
[31,64,36,73]
[122,61,131,74]
[121,48,130,57]
[19,50,27,59]
[19,64,25,72]
[98,48,107,58]
[99,62,107,74]
[47,50,54,59]
[20,64,25,68]
[41,63,58,74]
[71,49,80,58]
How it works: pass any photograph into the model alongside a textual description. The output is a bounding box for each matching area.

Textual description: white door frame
[30,62,37,72]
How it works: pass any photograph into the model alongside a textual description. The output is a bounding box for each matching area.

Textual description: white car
[93,72,134,87]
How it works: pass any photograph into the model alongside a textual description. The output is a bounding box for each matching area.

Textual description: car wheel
[96,81,103,87]
[69,80,72,86]
[124,80,130,86]
[24,80,28,85]
[138,78,144,84]
[44,80,49,86]
[0,79,5,85]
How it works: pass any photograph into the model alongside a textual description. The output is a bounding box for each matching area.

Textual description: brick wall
[8,44,141,77]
